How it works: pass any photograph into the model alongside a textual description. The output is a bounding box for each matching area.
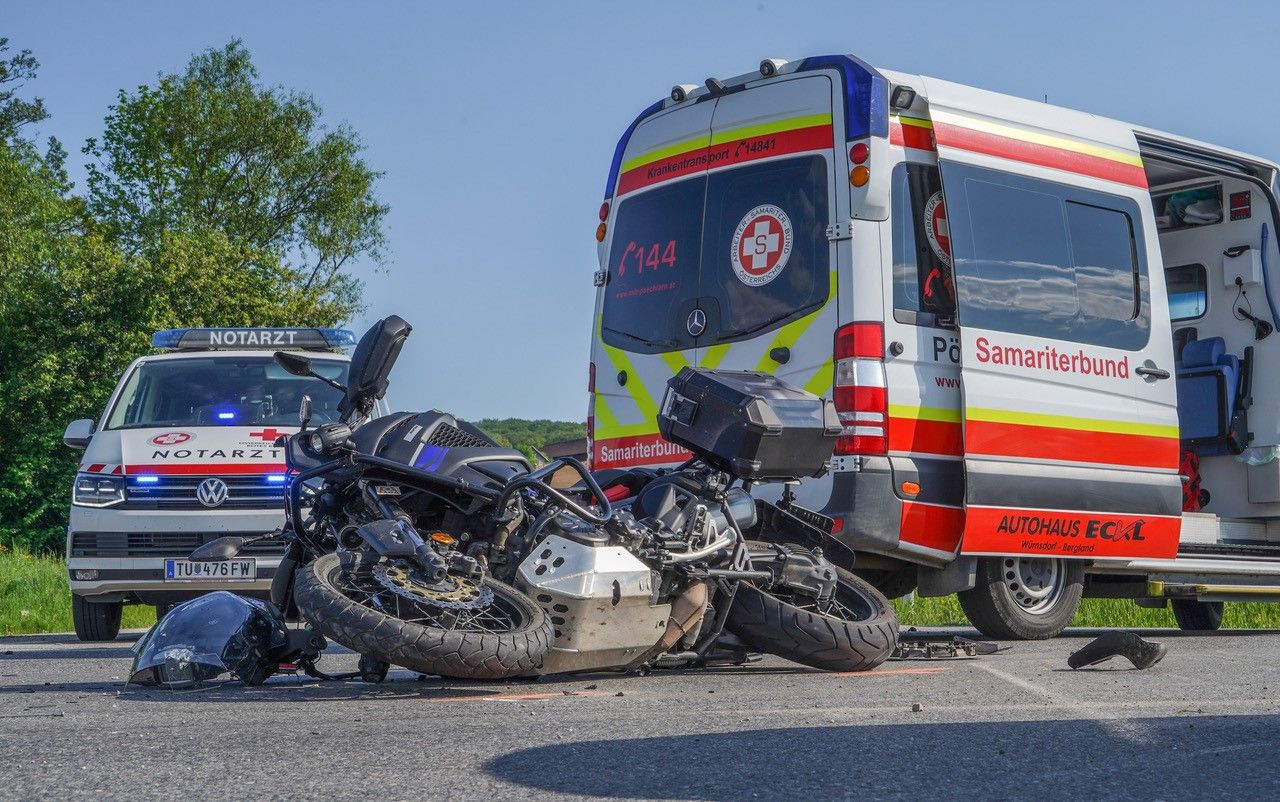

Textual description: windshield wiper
[602,327,680,350]
[718,310,796,340]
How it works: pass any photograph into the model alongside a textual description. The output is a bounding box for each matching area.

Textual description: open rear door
[920,76,1182,560]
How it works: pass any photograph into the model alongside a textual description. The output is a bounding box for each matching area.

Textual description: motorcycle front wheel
[294,553,552,680]
[726,564,899,672]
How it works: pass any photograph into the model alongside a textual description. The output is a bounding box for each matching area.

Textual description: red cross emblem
[150,431,192,446]
[250,428,286,442]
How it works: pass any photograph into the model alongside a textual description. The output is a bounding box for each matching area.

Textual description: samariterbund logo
[998,513,1145,555]
[976,336,1129,378]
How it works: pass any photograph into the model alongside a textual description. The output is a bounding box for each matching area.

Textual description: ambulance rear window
[105,356,349,429]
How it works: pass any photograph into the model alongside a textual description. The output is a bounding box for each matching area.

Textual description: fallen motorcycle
[170,315,898,683]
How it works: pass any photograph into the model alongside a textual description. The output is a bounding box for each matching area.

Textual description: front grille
[70,531,285,558]
[427,423,492,449]
[121,474,286,510]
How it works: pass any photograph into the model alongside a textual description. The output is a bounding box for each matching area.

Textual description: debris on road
[1068,632,1167,670]
[892,629,1001,660]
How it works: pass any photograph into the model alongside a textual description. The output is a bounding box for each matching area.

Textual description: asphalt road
[2,627,1279,801]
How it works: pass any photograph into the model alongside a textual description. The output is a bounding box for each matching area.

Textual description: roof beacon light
[151,327,356,351]
[670,84,696,102]
[759,58,788,78]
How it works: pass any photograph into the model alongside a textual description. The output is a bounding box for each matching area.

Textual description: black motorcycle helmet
[129,591,288,688]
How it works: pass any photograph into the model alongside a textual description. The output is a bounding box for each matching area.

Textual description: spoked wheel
[727,561,899,672]
[958,556,1084,640]
[294,553,552,679]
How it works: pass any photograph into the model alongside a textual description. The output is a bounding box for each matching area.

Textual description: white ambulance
[62,327,357,641]
[589,54,1280,639]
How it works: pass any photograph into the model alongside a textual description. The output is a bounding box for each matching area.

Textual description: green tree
[84,39,386,323]
[1,40,389,551]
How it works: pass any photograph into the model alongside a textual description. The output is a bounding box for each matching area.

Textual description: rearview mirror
[189,536,246,562]
[63,419,95,449]
[274,351,313,377]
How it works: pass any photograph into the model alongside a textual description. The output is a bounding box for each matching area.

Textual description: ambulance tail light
[833,322,887,456]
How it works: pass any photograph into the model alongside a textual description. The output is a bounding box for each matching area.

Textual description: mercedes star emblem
[686,308,707,337]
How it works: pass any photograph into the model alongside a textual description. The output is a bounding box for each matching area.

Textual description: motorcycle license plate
[164,558,257,582]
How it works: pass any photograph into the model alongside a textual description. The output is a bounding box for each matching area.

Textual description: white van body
[64,328,361,640]
[589,55,1280,637]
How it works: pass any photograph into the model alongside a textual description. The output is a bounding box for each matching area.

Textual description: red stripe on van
[961,506,1180,560]
[616,124,833,196]
[125,463,286,475]
[965,419,1178,470]
[899,502,963,553]
[889,120,935,152]
[887,417,962,457]
[932,121,1148,189]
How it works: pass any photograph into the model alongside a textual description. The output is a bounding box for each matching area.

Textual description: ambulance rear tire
[1171,599,1223,631]
[72,595,122,642]
[958,557,1084,640]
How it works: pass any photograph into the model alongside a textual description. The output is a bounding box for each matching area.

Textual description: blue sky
[8,0,1279,420]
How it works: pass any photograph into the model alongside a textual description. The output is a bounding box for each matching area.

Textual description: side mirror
[274,351,313,377]
[63,419,95,449]
[299,394,313,431]
[189,536,247,562]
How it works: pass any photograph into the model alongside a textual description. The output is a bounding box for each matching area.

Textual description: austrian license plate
[164,558,257,582]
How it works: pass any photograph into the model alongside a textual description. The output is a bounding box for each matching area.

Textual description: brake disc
[373,559,493,610]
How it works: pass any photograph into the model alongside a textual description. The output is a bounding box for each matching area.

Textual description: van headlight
[73,473,127,507]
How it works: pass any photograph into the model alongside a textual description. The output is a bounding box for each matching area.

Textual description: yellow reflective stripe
[701,343,730,371]
[930,109,1143,168]
[621,113,834,174]
[751,276,835,373]
[592,394,658,439]
[661,350,691,375]
[709,113,833,146]
[888,404,963,424]
[966,407,1179,439]
[893,115,933,130]
[803,358,833,396]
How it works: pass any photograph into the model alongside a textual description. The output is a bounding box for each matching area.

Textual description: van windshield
[602,155,830,353]
[105,356,349,429]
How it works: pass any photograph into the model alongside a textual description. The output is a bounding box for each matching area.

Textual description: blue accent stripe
[603,99,665,199]
[796,54,888,141]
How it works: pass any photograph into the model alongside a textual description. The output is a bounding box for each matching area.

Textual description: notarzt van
[589,54,1280,638]
[62,327,359,641]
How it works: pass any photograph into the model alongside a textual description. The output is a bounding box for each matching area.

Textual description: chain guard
[373,559,493,610]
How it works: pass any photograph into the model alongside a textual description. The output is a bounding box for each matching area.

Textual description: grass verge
[4,548,1280,636]
[0,549,154,636]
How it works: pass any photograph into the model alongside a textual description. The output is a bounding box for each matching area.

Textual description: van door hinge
[593,270,608,287]
[825,221,853,241]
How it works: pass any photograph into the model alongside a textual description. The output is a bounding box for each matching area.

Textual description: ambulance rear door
[920,76,1182,560]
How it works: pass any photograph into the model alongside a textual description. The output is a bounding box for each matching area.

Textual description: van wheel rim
[1002,557,1065,615]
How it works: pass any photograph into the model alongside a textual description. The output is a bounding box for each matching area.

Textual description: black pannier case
[658,368,841,482]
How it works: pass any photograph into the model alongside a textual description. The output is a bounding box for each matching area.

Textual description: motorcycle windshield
[129,591,286,688]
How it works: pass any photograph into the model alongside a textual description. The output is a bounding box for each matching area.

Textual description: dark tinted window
[943,163,1149,350]
[600,177,706,351]
[1166,263,1207,321]
[700,155,829,342]
[891,163,954,321]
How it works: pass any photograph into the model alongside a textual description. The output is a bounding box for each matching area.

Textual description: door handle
[1135,366,1171,380]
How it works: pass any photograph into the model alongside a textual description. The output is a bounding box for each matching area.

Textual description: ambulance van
[61,327,358,641]
[589,54,1280,639]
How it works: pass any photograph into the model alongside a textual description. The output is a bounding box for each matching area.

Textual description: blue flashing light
[316,328,357,348]
[603,99,665,199]
[135,475,160,483]
[216,411,236,420]
[266,474,287,483]
[151,327,357,351]
[796,54,888,142]
[150,329,185,349]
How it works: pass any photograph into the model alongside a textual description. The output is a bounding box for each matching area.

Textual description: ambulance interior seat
[1175,334,1253,455]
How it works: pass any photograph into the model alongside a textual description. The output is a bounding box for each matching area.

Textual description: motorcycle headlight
[308,432,325,453]
[73,473,127,507]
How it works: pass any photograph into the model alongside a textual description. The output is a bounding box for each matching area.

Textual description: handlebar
[495,457,613,526]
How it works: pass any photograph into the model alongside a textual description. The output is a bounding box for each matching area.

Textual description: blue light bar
[151,328,356,351]
[796,54,888,141]
[266,474,287,483]
[134,475,160,483]
[216,412,236,420]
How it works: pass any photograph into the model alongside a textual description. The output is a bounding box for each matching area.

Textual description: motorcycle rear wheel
[727,565,899,672]
[294,553,552,680]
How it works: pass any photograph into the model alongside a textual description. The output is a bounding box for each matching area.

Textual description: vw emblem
[196,478,229,508]
[686,308,707,337]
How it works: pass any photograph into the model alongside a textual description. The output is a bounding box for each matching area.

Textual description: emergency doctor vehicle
[61,327,359,641]
[589,54,1280,639]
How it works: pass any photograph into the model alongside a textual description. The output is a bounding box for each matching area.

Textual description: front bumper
[67,555,282,601]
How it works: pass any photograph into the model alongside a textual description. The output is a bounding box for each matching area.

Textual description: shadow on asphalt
[482,715,1280,800]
